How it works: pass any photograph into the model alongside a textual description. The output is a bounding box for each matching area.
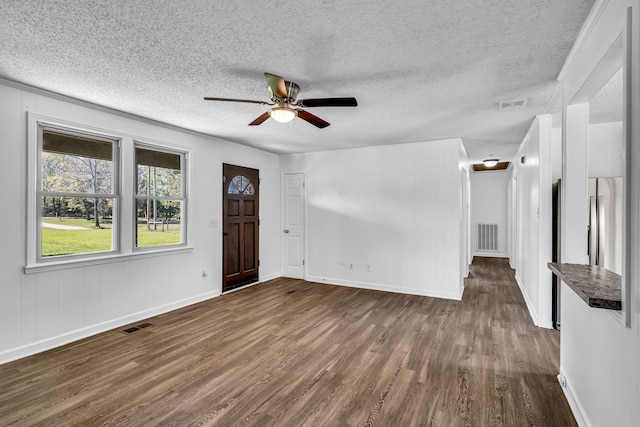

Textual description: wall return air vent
[477,223,499,252]
[498,99,527,109]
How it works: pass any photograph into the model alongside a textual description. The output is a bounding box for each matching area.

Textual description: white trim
[24,245,194,274]
[28,113,123,266]
[558,368,592,427]
[27,113,194,154]
[259,272,280,283]
[514,272,540,326]
[558,0,612,82]
[306,275,464,301]
[132,140,189,251]
[220,282,260,294]
[538,114,554,330]
[0,289,219,365]
[621,5,633,328]
[570,33,624,105]
[222,274,280,295]
[26,113,194,270]
[472,252,509,258]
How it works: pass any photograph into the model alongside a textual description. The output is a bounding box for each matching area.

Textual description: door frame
[221,162,260,293]
[281,171,306,279]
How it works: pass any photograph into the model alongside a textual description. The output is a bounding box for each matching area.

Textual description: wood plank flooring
[0,257,576,426]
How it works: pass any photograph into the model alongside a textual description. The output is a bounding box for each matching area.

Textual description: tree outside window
[39,129,117,257]
[135,146,185,248]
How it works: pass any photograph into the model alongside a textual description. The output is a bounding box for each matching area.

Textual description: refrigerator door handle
[597,195,605,267]
[589,196,597,265]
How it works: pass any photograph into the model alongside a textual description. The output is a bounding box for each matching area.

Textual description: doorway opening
[222,163,259,292]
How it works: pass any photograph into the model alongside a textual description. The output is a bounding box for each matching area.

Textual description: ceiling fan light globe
[483,159,499,168]
[269,107,296,123]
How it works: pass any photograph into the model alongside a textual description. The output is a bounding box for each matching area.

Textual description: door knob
[223,231,229,236]
[283,229,290,234]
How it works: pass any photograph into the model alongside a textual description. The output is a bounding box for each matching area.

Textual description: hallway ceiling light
[483,158,499,168]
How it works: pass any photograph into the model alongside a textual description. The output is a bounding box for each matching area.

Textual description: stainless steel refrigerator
[588,177,623,275]
[551,177,622,330]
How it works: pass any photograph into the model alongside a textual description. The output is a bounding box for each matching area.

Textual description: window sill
[24,246,194,274]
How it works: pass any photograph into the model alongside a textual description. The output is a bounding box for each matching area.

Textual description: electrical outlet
[366,263,372,272]
[349,262,354,270]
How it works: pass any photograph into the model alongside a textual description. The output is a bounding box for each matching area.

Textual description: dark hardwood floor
[0,257,576,426]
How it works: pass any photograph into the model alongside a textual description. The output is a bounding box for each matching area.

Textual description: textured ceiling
[590,67,623,124]
[0,1,595,161]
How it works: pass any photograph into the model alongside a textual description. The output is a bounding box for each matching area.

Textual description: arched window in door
[228,175,255,195]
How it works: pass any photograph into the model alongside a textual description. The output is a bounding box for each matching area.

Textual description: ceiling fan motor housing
[269,80,300,103]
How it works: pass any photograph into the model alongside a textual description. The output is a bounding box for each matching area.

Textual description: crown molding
[557,0,611,82]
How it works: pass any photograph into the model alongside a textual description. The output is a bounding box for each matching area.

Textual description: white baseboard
[558,368,592,427]
[306,275,464,301]
[0,290,220,365]
[472,252,509,258]
[259,272,280,283]
[0,272,463,365]
[514,272,540,326]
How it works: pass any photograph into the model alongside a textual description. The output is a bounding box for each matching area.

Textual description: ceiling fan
[204,72,357,128]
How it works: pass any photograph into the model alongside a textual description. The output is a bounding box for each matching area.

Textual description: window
[228,175,255,195]
[135,145,186,248]
[27,114,191,271]
[38,127,118,259]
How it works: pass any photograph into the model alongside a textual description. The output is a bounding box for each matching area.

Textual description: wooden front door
[222,164,259,292]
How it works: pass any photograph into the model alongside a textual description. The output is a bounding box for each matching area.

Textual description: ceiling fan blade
[297,110,330,128]
[204,97,271,105]
[264,73,288,98]
[296,97,358,108]
[248,111,271,126]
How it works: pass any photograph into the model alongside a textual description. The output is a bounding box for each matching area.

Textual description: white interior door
[283,173,305,278]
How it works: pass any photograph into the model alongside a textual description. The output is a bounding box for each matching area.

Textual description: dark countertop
[548,263,622,310]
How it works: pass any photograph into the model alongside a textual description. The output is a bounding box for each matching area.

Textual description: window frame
[27,114,121,266]
[133,141,188,252]
[25,114,192,273]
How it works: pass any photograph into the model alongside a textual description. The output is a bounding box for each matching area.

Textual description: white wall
[557,1,640,426]
[509,115,553,328]
[588,121,625,177]
[470,170,509,257]
[0,81,281,364]
[281,138,469,300]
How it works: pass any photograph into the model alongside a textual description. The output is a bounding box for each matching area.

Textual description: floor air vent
[477,223,499,252]
[122,323,153,334]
